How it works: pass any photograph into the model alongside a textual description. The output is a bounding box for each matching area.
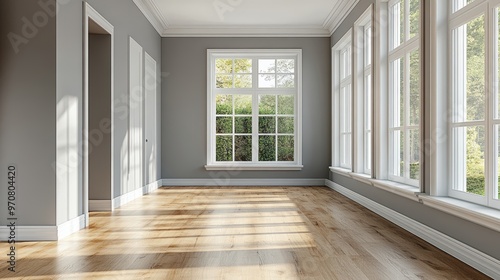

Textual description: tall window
[206,50,302,169]
[388,0,421,186]
[450,0,500,208]
[333,32,353,170]
[363,22,373,175]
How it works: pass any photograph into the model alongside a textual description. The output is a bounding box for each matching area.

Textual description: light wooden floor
[1,187,490,279]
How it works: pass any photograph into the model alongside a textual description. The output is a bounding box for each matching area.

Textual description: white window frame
[206,49,303,171]
[353,6,373,176]
[449,0,500,209]
[332,30,353,170]
[388,0,421,187]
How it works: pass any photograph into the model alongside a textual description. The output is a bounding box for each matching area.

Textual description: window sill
[205,164,303,171]
[418,195,500,232]
[329,167,420,202]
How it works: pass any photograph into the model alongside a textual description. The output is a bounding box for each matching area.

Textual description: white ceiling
[133,0,360,37]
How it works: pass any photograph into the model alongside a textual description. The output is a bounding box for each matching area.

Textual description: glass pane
[391,0,405,49]
[277,74,295,88]
[216,74,233,88]
[453,0,475,13]
[216,95,232,115]
[391,130,404,177]
[409,49,420,125]
[216,59,232,73]
[259,117,276,133]
[235,135,252,161]
[216,135,232,161]
[235,59,252,73]
[278,95,294,115]
[391,57,405,127]
[365,74,372,130]
[277,59,295,73]
[235,117,252,134]
[278,117,294,134]
[452,126,485,196]
[453,15,485,122]
[409,0,420,39]
[234,95,252,115]
[278,136,294,161]
[259,95,276,115]
[259,135,276,161]
[259,59,275,73]
[365,131,372,172]
[364,26,372,67]
[259,74,275,88]
[216,117,232,134]
[341,133,352,167]
[235,75,252,88]
[409,129,420,180]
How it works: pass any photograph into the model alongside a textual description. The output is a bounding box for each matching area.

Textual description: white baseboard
[89,200,113,212]
[113,179,162,208]
[162,178,325,187]
[325,179,500,279]
[0,226,57,241]
[57,214,87,240]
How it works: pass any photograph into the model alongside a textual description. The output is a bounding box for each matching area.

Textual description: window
[333,31,353,170]
[388,0,421,186]
[363,23,373,175]
[450,0,500,208]
[206,50,302,170]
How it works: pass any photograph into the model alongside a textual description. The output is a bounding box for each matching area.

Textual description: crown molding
[133,0,169,36]
[161,25,331,37]
[323,0,360,36]
[134,0,359,37]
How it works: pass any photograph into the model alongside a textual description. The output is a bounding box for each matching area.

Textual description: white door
[144,52,157,184]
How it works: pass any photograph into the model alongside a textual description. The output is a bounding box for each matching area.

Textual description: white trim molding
[162,178,325,187]
[57,214,87,240]
[325,179,500,279]
[113,179,162,208]
[133,0,358,37]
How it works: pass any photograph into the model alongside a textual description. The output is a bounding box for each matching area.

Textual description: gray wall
[88,34,112,201]
[0,0,57,226]
[331,0,375,47]
[161,37,331,179]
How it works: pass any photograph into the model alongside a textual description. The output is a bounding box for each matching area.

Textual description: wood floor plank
[0,186,491,279]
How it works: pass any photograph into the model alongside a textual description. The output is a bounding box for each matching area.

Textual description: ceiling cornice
[323,0,360,36]
[134,0,360,37]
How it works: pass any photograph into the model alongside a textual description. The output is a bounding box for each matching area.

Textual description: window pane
[259,135,276,161]
[278,136,294,161]
[409,129,420,180]
[216,74,233,88]
[391,0,405,49]
[410,50,420,125]
[216,59,232,73]
[453,0,476,13]
[259,59,275,73]
[391,57,405,127]
[452,126,485,196]
[365,74,372,130]
[216,136,232,161]
[216,117,232,134]
[278,95,294,115]
[259,95,276,115]
[391,130,404,177]
[278,117,294,134]
[364,26,372,67]
[453,15,485,122]
[259,117,276,133]
[277,74,295,88]
[235,117,252,134]
[277,59,295,73]
[259,74,276,88]
[235,135,252,161]
[235,59,252,73]
[235,75,252,88]
[409,0,420,39]
[234,95,252,115]
[365,131,372,172]
[216,95,232,115]
[341,133,352,167]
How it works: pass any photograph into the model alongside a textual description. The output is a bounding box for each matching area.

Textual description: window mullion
[252,58,259,163]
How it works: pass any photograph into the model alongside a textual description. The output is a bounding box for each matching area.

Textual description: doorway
[84,4,114,216]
